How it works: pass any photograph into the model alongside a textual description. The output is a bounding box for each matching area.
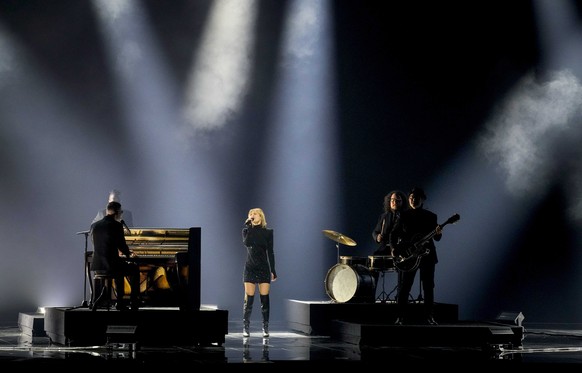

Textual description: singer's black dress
[242,225,276,283]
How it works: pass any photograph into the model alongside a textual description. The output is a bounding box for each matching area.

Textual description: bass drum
[325,263,376,303]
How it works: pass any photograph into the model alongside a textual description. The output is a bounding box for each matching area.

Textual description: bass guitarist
[390,187,442,326]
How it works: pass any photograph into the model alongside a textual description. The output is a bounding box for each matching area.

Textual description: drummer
[370,190,409,289]
[372,190,408,256]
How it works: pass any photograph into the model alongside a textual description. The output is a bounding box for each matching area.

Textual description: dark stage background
[1,1,581,326]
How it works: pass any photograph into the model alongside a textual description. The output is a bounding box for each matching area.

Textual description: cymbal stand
[387,282,399,301]
[335,242,340,263]
[375,270,389,303]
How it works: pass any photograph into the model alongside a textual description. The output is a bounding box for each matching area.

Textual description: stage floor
[7,301,582,368]
[4,321,582,368]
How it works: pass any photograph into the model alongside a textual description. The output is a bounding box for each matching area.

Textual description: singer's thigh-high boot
[243,294,254,337]
[260,294,270,337]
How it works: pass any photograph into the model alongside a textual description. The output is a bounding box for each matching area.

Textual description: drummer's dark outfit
[372,210,400,255]
[242,224,276,336]
[370,210,400,293]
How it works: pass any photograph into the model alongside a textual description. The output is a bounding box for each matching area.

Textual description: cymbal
[322,230,357,246]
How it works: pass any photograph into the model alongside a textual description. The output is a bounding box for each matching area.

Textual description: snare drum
[339,256,368,266]
[367,255,395,271]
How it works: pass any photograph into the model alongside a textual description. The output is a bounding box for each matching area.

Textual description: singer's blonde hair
[248,208,267,228]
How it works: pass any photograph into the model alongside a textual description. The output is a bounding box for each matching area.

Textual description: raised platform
[331,320,524,349]
[286,299,459,335]
[285,299,524,356]
[18,312,46,337]
[44,306,228,347]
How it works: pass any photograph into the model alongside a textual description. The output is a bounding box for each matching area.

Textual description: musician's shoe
[115,303,129,311]
[262,322,269,338]
[394,318,404,325]
[427,316,438,325]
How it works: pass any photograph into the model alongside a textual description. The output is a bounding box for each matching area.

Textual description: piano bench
[91,273,116,311]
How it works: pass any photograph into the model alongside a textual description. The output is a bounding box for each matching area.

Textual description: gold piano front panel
[125,227,190,244]
[130,245,188,257]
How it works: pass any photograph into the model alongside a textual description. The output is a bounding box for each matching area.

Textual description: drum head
[326,264,357,302]
[325,264,375,303]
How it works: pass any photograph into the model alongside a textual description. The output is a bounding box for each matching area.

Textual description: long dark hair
[383,190,408,212]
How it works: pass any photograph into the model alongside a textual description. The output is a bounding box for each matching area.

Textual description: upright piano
[86,227,201,310]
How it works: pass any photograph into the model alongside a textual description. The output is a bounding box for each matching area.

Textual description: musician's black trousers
[113,261,141,306]
[396,258,436,319]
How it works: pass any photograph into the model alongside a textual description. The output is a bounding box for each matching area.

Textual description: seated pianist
[90,201,140,311]
[87,224,191,308]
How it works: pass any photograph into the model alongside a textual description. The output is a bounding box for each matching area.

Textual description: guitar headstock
[444,213,460,226]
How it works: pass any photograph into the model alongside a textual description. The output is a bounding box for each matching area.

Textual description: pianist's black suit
[91,215,140,310]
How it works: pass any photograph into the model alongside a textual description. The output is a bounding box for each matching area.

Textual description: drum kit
[322,230,396,304]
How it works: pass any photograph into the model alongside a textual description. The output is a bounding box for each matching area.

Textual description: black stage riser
[286,300,458,336]
[44,307,228,347]
[331,320,524,348]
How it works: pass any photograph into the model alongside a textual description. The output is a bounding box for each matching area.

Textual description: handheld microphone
[245,218,252,226]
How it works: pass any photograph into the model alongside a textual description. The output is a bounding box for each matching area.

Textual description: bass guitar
[393,213,460,272]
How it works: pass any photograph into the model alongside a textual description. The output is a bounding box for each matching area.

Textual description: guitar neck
[418,227,439,245]
[417,221,450,246]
